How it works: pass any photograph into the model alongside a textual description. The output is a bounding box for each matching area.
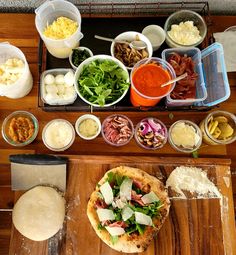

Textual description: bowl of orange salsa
[130,57,176,107]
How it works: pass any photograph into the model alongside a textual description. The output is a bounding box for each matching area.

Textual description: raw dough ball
[12,186,65,241]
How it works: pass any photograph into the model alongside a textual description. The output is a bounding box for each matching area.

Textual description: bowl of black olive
[69,46,93,70]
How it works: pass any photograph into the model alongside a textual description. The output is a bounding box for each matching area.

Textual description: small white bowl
[69,47,93,70]
[110,31,153,70]
[142,25,166,51]
[75,114,101,140]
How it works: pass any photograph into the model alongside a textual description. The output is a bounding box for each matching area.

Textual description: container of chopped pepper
[69,46,93,70]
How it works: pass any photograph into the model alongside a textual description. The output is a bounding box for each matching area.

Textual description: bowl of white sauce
[42,119,75,151]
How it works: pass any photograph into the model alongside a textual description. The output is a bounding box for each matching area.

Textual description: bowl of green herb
[74,55,130,107]
[69,47,93,70]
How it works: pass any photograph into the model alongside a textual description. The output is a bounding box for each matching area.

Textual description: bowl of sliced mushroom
[111,31,153,70]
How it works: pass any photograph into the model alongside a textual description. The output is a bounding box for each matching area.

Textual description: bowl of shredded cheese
[35,0,83,58]
[164,10,207,48]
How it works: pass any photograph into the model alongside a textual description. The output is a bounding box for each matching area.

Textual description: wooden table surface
[0,14,236,255]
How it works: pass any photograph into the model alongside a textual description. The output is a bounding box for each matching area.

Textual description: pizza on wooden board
[87,166,170,253]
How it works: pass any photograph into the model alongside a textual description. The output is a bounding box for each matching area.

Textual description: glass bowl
[134,117,168,150]
[164,10,207,48]
[101,114,134,147]
[168,120,202,153]
[75,114,101,140]
[199,110,236,145]
[1,111,39,147]
[42,119,75,151]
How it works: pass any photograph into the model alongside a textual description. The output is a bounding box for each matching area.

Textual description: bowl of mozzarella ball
[164,10,207,48]
[41,69,77,105]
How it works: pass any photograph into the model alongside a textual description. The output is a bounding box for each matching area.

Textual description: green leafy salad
[95,172,163,243]
[77,59,130,106]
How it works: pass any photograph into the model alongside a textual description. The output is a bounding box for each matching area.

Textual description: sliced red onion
[147,118,162,132]
[140,122,152,136]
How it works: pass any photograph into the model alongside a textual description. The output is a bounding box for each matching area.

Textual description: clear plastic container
[0,42,33,99]
[164,10,207,48]
[199,43,230,107]
[35,0,83,59]
[168,120,202,153]
[130,57,176,107]
[134,117,167,150]
[2,111,39,147]
[42,119,75,151]
[101,114,134,147]
[40,68,77,105]
[199,110,236,145]
[162,47,207,106]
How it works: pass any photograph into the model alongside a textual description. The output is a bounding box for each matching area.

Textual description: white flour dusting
[166,166,222,198]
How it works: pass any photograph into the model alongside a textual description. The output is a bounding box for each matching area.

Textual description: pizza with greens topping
[87,166,170,253]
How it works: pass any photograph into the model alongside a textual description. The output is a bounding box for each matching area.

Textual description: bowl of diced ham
[101,114,134,147]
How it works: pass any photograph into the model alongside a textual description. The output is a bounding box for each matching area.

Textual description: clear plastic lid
[199,42,230,107]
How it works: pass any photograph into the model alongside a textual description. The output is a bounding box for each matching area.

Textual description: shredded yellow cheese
[43,17,78,40]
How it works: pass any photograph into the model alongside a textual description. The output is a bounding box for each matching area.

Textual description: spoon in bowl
[161,73,188,87]
[95,35,147,50]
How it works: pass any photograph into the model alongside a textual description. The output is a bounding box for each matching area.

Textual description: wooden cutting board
[9,156,236,255]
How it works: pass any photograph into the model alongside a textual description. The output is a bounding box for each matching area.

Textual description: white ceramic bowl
[69,46,93,70]
[142,25,166,51]
[110,31,153,70]
[75,114,101,140]
[74,55,130,107]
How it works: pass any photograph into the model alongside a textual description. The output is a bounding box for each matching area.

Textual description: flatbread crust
[87,166,170,253]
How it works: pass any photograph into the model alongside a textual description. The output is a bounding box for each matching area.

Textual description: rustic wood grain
[0,14,236,254]
[9,156,235,255]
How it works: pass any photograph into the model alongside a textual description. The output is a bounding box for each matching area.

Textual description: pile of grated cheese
[43,16,78,40]
[166,166,221,198]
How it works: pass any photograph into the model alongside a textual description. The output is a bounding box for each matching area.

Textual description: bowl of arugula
[74,55,130,107]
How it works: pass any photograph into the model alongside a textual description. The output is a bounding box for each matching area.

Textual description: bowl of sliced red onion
[101,114,134,147]
[134,117,168,150]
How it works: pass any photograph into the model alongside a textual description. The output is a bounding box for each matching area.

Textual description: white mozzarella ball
[45,84,58,94]
[64,71,74,87]
[44,74,55,85]
[55,74,65,85]
[63,87,75,99]
[57,84,65,95]
[45,92,59,101]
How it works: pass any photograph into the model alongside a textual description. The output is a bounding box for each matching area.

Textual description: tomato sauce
[130,63,173,107]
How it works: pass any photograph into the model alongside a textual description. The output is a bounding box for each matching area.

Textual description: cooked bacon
[133,179,142,189]
[168,52,198,100]
[101,220,111,226]
[131,190,145,206]
[103,116,132,145]
[109,221,128,228]
[94,198,107,209]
